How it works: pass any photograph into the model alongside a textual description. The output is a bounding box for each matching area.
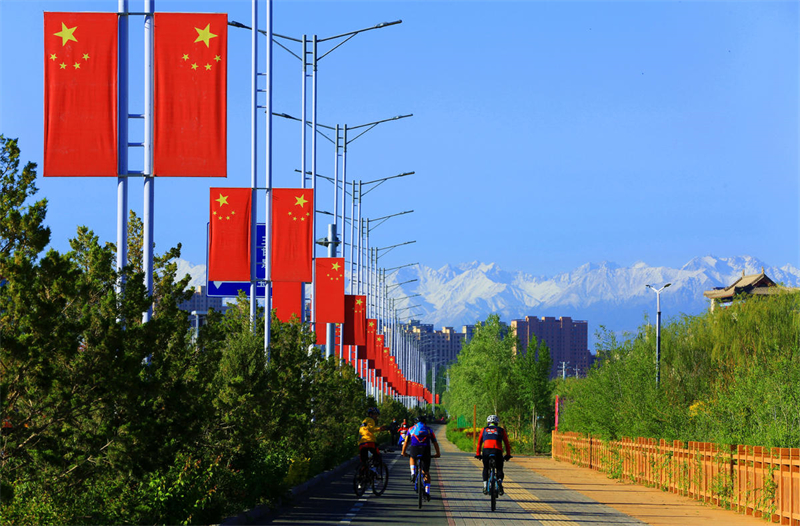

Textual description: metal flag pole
[264,0,274,362]
[249,0,259,329]
[300,34,307,323]
[117,0,129,301]
[142,0,154,323]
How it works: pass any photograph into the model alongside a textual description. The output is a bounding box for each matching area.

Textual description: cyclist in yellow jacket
[358,407,386,470]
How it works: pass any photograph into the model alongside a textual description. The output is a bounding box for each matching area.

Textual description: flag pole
[249,0,258,331]
[142,0,155,324]
[300,35,307,325]
[117,0,129,303]
[264,0,274,363]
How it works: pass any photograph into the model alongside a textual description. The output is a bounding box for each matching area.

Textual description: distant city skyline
[2,1,797,283]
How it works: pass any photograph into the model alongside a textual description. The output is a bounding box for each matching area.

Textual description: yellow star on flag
[204,63,212,71]
[182,54,189,61]
[60,62,66,69]
[215,194,229,207]
[49,53,57,61]
[191,63,198,70]
[215,55,221,62]
[194,24,218,47]
[54,22,78,46]
[73,62,81,69]
[332,262,341,271]
[356,298,363,306]
[295,194,308,207]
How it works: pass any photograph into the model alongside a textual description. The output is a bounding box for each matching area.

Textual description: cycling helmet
[416,415,427,424]
[487,414,499,425]
[367,407,379,416]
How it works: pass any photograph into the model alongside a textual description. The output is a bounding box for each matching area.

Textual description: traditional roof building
[703,268,797,310]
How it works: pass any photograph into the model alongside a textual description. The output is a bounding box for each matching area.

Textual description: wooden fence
[552,431,800,525]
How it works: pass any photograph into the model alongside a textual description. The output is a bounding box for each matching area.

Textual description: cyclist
[358,407,386,473]
[475,414,512,495]
[401,415,441,501]
[398,418,409,447]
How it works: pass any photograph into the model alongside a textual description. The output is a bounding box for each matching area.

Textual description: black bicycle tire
[372,461,389,496]
[353,465,366,498]
[417,465,424,509]
[490,459,497,511]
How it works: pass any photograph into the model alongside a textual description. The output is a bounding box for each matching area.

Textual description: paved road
[267,426,646,525]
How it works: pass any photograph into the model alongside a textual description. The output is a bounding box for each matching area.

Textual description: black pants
[408,445,432,474]
[360,443,382,467]
[481,448,504,481]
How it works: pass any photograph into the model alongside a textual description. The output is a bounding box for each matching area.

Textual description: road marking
[339,456,399,524]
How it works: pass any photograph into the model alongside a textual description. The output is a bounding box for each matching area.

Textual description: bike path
[267,448,448,524]
[435,428,644,525]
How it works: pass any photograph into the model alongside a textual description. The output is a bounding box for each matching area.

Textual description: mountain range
[177,255,800,348]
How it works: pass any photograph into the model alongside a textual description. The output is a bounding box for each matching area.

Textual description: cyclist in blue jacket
[401,415,441,501]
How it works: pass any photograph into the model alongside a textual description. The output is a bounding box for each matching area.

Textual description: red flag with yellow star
[154,13,227,177]
[314,257,344,323]
[272,281,303,323]
[343,295,367,345]
[208,187,251,281]
[271,188,314,282]
[44,12,117,177]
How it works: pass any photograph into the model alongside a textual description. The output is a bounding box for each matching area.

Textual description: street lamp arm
[362,172,415,192]
[318,20,402,43]
[388,279,418,290]
[369,210,414,231]
[377,240,416,253]
[384,262,419,272]
[349,114,414,131]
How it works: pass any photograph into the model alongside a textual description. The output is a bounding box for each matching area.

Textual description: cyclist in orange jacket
[475,414,512,495]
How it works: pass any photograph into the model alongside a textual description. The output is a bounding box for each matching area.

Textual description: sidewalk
[512,455,768,526]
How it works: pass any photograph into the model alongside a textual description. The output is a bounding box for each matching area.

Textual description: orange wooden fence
[552,431,800,525]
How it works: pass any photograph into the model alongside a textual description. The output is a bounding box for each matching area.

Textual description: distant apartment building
[402,320,468,366]
[510,316,592,379]
[178,286,227,327]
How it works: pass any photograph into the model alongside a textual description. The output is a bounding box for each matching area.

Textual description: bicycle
[413,452,426,509]
[353,449,389,498]
[484,453,511,511]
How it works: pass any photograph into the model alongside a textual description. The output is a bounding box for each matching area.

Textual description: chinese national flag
[272,189,313,282]
[374,334,385,376]
[272,281,303,323]
[154,13,227,177]
[366,319,377,360]
[44,13,117,177]
[208,188,251,281]
[343,295,367,345]
[314,258,345,323]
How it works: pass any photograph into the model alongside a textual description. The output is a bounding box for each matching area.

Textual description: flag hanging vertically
[154,13,227,177]
[272,281,303,323]
[208,188,251,281]
[314,257,345,323]
[343,295,367,345]
[44,13,117,177]
[272,189,313,282]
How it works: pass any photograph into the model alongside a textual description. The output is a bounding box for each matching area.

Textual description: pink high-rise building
[510,316,591,379]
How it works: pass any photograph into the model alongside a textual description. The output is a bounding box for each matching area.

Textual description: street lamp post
[646,282,671,386]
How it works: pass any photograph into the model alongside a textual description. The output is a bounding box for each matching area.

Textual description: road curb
[220,455,360,525]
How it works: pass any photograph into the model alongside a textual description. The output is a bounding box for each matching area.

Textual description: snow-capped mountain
[387,256,800,344]
[173,255,800,347]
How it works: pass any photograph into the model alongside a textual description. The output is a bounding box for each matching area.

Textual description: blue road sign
[207,223,268,298]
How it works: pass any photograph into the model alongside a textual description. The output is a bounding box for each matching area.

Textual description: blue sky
[1,0,798,281]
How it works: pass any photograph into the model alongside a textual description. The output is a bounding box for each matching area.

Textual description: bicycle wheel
[353,466,367,497]
[490,460,497,511]
[372,461,389,496]
[417,469,424,509]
